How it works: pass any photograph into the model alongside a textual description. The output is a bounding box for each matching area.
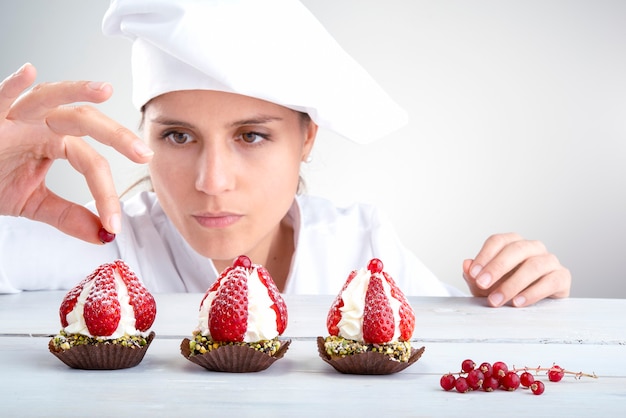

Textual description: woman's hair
[121,105,311,198]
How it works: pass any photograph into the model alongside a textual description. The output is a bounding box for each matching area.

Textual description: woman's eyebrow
[229,115,283,127]
[151,117,197,129]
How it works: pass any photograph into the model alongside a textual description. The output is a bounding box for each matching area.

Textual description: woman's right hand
[0,63,153,244]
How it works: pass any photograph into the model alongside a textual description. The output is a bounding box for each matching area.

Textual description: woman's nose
[195,145,235,195]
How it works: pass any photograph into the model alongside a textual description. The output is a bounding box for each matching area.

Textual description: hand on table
[0,63,153,244]
[463,233,571,307]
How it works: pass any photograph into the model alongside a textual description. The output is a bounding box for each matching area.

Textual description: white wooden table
[1,292,624,416]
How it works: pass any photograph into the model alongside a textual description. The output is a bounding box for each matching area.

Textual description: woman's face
[143,90,316,266]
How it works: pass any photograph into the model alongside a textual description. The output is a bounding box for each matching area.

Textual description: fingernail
[489,292,504,306]
[133,140,154,157]
[109,213,122,234]
[470,264,483,278]
[476,272,492,288]
[513,295,526,307]
[15,63,29,76]
[88,81,109,91]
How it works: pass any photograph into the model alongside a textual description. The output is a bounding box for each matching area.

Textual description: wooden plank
[0,337,623,415]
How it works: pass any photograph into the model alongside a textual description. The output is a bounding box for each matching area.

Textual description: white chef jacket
[0,192,461,296]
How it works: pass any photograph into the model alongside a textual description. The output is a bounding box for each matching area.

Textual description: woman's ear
[302,120,318,162]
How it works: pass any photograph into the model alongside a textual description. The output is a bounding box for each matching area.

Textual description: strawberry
[83,263,121,336]
[209,266,249,342]
[257,266,288,334]
[326,269,358,336]
[384,271,415,341]
[114,260,157,332]
[362,274,395,344]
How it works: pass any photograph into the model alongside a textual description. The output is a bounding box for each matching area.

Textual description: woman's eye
[240,132,267,144]
[164,131,193,145]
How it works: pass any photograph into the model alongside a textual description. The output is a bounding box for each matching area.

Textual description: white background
[2,0,625,298]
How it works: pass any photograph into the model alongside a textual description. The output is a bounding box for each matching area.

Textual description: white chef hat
[102,0,407,144]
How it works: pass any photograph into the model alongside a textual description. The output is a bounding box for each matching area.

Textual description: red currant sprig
[439,359,597,396]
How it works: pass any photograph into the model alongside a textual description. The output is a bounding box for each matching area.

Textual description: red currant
[461,359,475,373]
[466,369,484,390]
[233,255,252,269]
[548,365,565,382]
[530,380,545,395]
[440,374,456,391]
[501,371,521,391]
[479,362,493,378]
[455,376,470,393]
[98,227,116,243]
[367,258,384,273]
[492,361,509,380]
[520,371,535,387]
[482,375,500,392]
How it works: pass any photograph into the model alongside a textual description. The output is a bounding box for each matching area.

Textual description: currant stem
[511,365,598,380]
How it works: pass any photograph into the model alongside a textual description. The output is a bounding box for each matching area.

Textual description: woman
[0,0,570,306]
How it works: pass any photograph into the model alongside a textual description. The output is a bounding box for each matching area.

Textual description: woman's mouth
[192,213,242,228]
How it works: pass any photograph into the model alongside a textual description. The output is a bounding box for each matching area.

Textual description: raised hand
[0,63,153,243]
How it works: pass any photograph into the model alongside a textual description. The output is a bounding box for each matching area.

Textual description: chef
[0,0,570,306]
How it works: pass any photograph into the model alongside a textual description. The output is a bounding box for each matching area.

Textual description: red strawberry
[383,271,415,341]
[114,260,157,332]
[326,269,358,336]
[362,275,395,344]
[257,266,288,334]
[209,266,249,342]
[83,263,121,336]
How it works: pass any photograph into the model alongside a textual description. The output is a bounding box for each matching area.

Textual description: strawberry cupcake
[317,258,425,375]
[180,255,290,373]
[49,260,157,370]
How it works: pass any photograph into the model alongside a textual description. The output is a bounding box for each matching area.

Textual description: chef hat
[102,0,407,143]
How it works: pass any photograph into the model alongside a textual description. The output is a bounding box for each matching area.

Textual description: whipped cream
[336,267,403,342]
[64,269,144,339]
[198,266,279,341]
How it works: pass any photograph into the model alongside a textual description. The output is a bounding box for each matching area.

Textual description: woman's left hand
[462,233,571,307]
